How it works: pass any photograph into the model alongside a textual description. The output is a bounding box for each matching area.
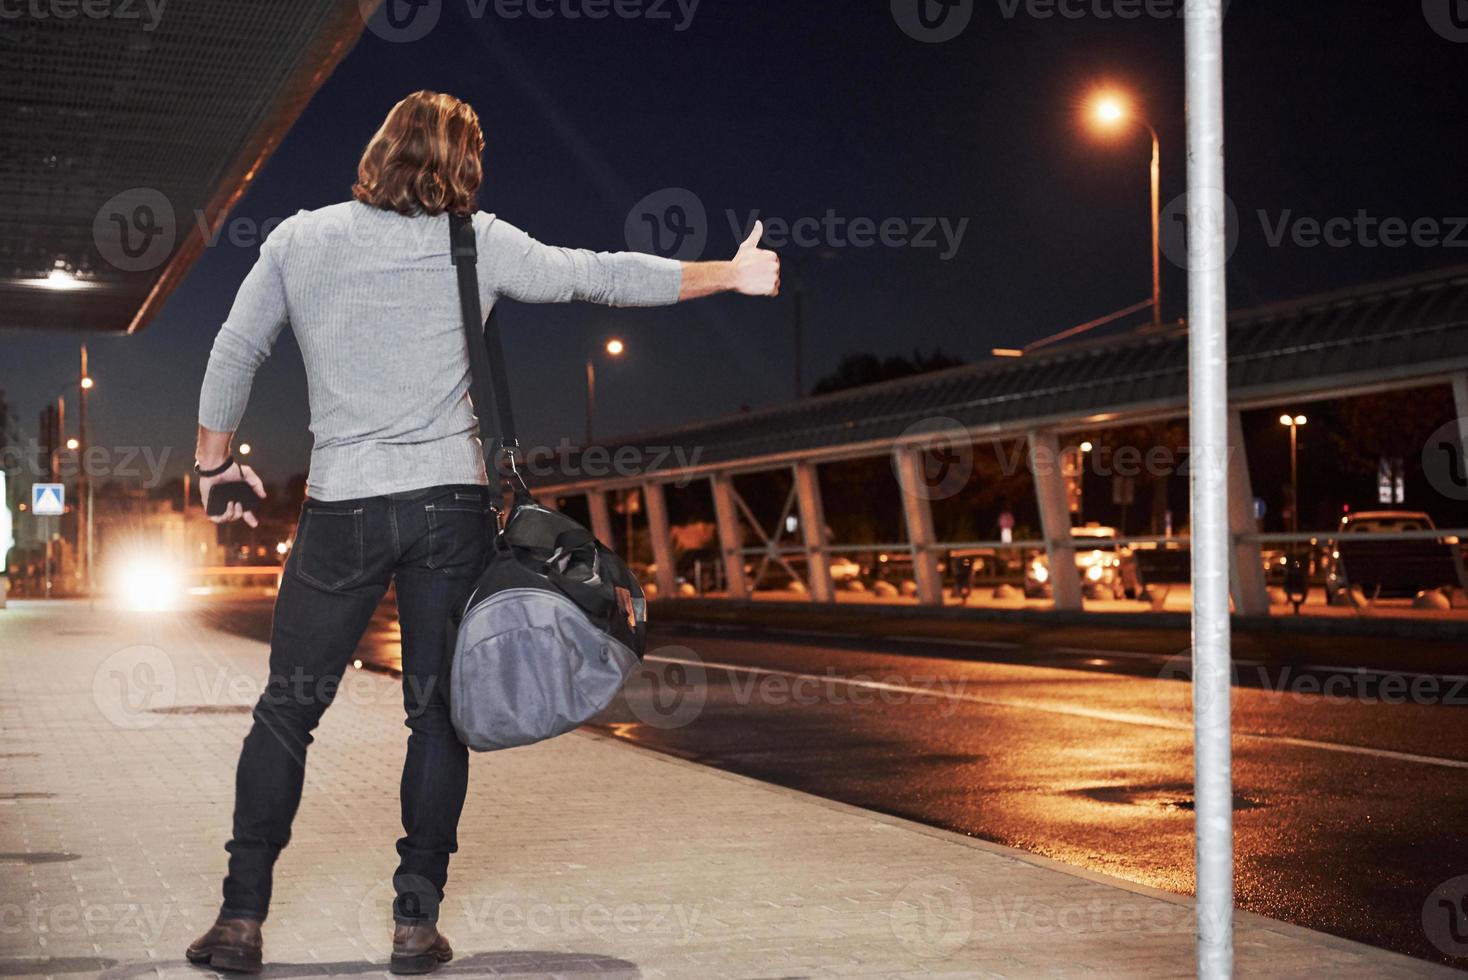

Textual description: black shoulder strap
[449,213,528,498]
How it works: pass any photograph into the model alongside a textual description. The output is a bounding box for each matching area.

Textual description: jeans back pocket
[290,506,366,590]
[425,492,491,573]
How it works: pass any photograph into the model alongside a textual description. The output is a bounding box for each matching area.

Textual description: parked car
[1322,510,1460,605]
[947,547,1024,597]
[1025,525,1130,600]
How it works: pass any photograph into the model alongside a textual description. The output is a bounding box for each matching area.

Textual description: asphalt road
[200,596,1468,969]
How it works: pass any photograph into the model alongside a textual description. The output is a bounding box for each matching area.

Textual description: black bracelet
[194,455,236,478]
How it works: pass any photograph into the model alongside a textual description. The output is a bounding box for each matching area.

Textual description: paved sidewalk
[0,600,1454,979]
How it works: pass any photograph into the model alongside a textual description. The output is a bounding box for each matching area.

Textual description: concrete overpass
[529,264,1468,618]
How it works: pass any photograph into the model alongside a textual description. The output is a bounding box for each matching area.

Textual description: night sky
[4,0,1466,489]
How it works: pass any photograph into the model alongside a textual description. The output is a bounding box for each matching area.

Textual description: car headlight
[114,557,182,612]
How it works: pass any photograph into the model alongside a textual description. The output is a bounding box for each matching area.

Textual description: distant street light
[238,443,252,456]
[77,346,94,605]
[585,338,626,445]
[41,351,98,602]
[1279,414,1307,534]
[1086,88,1163,328]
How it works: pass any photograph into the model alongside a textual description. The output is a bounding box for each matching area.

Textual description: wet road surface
[199,596,1468,968]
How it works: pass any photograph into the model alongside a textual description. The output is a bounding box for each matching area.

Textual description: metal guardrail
[1247,529,1468,545]
[737,531,1468,560]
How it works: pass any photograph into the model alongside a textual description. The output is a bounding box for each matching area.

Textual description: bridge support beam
[1228,410,1271,617]
[894,448,944,606]
[794,462,835,603]
[1028,429,1082,611]
[710,473,749,598]
[643,481,677,600]
[587,489,614,551]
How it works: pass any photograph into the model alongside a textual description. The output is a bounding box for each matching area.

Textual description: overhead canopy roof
[1,0,369,333]
[536,265,1468,489]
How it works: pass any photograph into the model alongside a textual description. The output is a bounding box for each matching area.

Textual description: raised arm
[482,217,779,307]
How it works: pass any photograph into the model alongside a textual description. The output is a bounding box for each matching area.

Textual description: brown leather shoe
[185,916,263,974]
[390,922,453,975]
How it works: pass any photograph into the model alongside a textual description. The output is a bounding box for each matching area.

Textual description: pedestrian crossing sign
[32,483,65,516]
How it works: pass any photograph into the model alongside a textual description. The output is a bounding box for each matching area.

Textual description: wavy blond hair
[352,90,485,216]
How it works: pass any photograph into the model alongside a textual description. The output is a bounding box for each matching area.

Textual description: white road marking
[643,654,1468,772]
[880,634,1023,650]
[1048,646,1185,663]
[778,628,866,639]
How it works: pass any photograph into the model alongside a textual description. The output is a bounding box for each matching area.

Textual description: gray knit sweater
[199,201,683,501]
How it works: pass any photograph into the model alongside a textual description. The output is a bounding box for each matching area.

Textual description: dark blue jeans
[219,484,492,926]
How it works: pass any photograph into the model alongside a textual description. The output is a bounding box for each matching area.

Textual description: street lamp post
[79,346,94,606]
[1279,414,1307,535]
[584,338,625,446]
[1088,91,1163,329]
[43,438,78,601]
[785,251,835,400]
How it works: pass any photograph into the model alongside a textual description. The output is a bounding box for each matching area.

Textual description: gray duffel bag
[446,213,646,751]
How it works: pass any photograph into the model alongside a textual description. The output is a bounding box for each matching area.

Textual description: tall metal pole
[80,345,94,607]
[44,519,53,600]
[1288,422,1299,536]
[1185,2,1234,976]
[53,396,64,482]
[1150,127,1163,328]
[584,358,596,446]
[793,285,804,399]
[51,396,64,599]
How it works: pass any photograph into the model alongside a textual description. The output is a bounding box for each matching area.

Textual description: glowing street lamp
[1086,88,1163,328]
[1094,96,1126,125]
[585,339,626,445]
[1279,414,1307,534]
[78,348,95,605]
